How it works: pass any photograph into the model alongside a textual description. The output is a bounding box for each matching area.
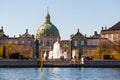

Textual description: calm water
[0,68,120,80]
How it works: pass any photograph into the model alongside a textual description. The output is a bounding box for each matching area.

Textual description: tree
[35,40,39,58]
[0,44,32,59]
[113,40,120,53]
[2,46,6,58]
[9,44,32,59]
[95,39,114,59]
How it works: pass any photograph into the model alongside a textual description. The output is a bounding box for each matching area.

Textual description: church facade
[36,12,61,59]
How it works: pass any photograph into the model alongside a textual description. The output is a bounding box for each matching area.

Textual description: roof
[21,29,32,38]
[0,34,8,39]
[109,21,120,30]
[74,29,84,37]
[91,31,101,38]
[36,12,60,37]
[36,23,59,36]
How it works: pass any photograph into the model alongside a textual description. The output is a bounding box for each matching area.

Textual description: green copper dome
[36,12,60,37]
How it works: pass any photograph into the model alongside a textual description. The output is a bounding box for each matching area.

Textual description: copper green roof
[36,12,60,37]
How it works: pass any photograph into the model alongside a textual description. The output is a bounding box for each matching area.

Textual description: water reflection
[39,68,62,80]
[0,68,120,80]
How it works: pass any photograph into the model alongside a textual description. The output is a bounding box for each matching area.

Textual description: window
[46,41,50,46]
[15,41,18,44]
[8,40,12,44]
[40,41,43,46]
[81,40,84,45]
[74,41,77,47]
[21,40,25,44]
[108,34,111,38]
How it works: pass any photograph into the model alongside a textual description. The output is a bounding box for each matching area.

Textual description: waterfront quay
[0,60,120,68]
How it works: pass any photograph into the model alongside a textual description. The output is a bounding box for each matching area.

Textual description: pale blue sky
[0,0,120,40]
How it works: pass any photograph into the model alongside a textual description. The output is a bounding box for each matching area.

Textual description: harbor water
[0,68,120,80]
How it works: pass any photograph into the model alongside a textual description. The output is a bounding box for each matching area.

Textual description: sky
[0,0,120,40]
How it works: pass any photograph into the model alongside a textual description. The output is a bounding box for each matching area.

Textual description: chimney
[14,35,16,38]
[94,31,97,35]
[19,34,21,37]
[102,27,104,30]
[26,29,28,33]
[85,34,87,37]
[1,26,3,32]
[1,26,3,30]
[105,27,107,30]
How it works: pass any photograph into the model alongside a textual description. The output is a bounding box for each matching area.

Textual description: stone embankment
[0,60,38,67]
[0,60,120,67]
[84,60,120,67]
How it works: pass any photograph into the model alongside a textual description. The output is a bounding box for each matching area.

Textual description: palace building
[71,29,109,59]
[101,21,120,42]
[0,27,34,47]
[0,27,34,58]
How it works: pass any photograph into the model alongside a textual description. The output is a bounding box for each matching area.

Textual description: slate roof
[74,29,84,37]
[21,29,32,38]
[109,21,120,30]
